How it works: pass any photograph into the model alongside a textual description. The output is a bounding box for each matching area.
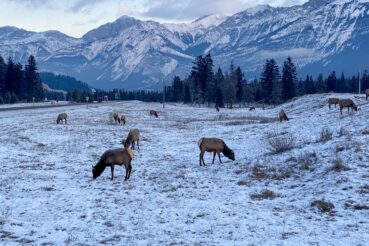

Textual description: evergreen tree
[315,73,326,93]
[214,67,225,107]
[183,82,191,104]
[172,76,183,102]
[281,57,297,101]
[4,57,15,93]
[327,71,337,92]
[297,79,305,96]
[261,59,280,104]
[0,56,6,93]
[25,55,44,101]
[235,67,244,105]
[361,70,369,92]
[304,75,315,94]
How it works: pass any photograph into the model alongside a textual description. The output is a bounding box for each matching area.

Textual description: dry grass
[299,152,317,170]
[267,132,295,154]
[250,189,277,201]
[311,199,335,213]
[318,127,333,143]
[330,157,349,172]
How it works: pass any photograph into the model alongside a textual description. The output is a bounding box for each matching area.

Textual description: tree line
[0,55,44,104]
[164,54,369,107]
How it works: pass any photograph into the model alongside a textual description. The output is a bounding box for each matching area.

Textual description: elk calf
[92,148,134,180]
[113,112,121,125]
[279,110,289,122]
[56,113,68,124]
[198,138,235,166]
[120,115,126,126]
[121,128,140,150]
[339,99,357,115]
[328,98,340,109]
[149,110,158,118]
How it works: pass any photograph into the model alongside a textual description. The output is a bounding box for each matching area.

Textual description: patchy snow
[1,94,369,245]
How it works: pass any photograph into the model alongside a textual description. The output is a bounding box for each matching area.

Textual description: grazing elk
[279,110,289,122]
[113,112,121,125]
[249,106,256,111]
[366,89,369,100]
[120,115,126,126]
[56,113,68,124]
[339,99,357,115]
[198,138,235,166]
[149,110,158,118]
[92,148,133,180]
[121,128,140,150]
[328,98,340,109]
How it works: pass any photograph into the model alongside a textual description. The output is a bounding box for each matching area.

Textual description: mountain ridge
[0,0,368,89]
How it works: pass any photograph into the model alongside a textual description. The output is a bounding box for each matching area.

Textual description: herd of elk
[56,92,364,182]
[327,97,358,115]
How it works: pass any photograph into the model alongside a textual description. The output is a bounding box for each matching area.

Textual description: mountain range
[0,0,368,90]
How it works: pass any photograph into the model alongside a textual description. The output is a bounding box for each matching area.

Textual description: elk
[198,138,235,166]
[366,89,369,100]
[56,113,68,124]
[121,128,140,150]
[328,98,340,109]
[92,148,133,180]
[149,110,158,118]
[113,112,121,125]
[215,106,220,112]
[279,109,289,122]
[339,99,357,115]
[249,106,256,111]
[120,115,126,126]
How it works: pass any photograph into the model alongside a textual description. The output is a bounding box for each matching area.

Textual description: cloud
[68,0,102,13]
[141,0,308,21]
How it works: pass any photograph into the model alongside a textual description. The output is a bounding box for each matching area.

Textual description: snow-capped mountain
[0,0,368,89]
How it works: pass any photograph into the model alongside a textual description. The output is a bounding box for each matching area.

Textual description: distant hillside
[40,72,91,92]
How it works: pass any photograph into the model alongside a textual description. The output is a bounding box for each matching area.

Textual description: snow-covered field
[1,94,369,245]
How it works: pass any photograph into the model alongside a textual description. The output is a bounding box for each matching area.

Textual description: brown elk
[198,138,235,166]
[113,112,121,125]
[120,115,126,126]
[121,128,140,150]
[279,110,289,122]
[149,110,158,118]
[366,89,369,100]
[56,113,68,124]
[339,99,357,115]
[92,148,133,180]
[249,106,256,111]
[328,98,340,109]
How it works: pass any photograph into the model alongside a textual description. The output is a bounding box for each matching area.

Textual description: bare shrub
[337,127,349,137]
[330,157,349,172]
[237,180,250,186]
[311,199,335,213]
[251,165,269,180]
[299,152,317,170]
[0,206,11,228]
[318,127,333,143]
[250,189,277,201]
[267,132,295,154]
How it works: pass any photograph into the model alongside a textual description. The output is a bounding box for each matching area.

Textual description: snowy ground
[1,94,369,245]
[0,101,68,109]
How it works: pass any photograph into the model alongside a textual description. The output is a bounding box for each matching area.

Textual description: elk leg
[132,142,135,150]
[329,104,331,110]
[128,163,132,179]
[200,151,205,166]
[212,152,216,164]
[137,140,140,150]
[125,164,128,180]
[111,165,114,180]
[217,152,222,163]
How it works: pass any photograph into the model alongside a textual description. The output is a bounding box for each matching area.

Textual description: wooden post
[162,78,165,109]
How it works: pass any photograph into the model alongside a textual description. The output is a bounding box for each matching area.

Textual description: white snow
[1,94,369,244]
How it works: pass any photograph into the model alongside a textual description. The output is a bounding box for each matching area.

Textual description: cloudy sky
[0,0,308,37]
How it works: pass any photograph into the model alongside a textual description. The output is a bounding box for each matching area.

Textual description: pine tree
[214,67,225,107]
[281,57,297,102]
[172,76,183,102]
[4,57,15,93]
[25,55,44,101]
[0,56,6,93]
[315,73,326,93]
[235,67,244,105]
[304,75,315,94]
[261,59,280,104]
[327,71,337,92]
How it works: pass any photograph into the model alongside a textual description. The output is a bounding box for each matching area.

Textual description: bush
[311,199,335,213]
[267,132,295,154]
[318,127,333,143]
[250,189,277,201]
[330,157,349,172]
